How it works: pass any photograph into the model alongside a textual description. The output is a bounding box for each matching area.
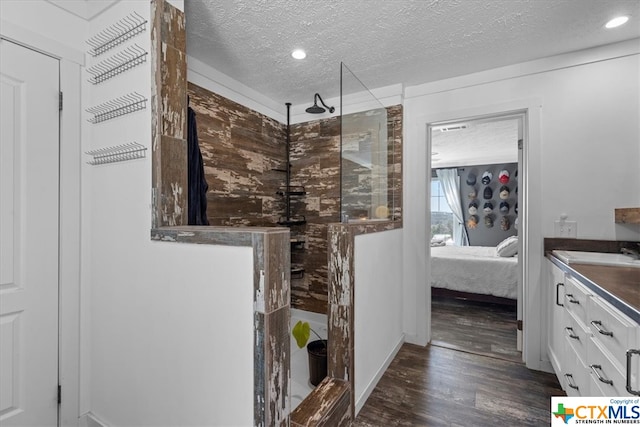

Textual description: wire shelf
[87,44,148,84]
[86,92,147,124]
[86,142,147,165]
[86,12,147,57]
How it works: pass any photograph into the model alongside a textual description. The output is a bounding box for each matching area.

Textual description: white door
[0,39,60,426]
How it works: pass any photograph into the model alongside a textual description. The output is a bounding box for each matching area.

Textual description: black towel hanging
[187,105,209,225]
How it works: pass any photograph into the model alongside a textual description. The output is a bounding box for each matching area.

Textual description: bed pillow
[496,236,518,257]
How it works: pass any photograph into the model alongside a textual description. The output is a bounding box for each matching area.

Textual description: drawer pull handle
[565,373,579,390]
[590,364,614,386]
[556,283,565,307]
[627,349,640,396]
[566,293,580,304]
[565,327,579,340]
[590,320,614,337]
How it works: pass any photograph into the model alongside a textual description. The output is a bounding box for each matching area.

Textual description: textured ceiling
[431,118,519,169]
[186,0,640,107]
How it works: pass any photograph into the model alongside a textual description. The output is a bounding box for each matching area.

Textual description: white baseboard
[355,334,405,416]
[80,412,109,427]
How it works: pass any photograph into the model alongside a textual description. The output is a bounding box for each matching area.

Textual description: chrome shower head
[305,93,335,114]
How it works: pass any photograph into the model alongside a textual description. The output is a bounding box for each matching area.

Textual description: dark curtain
[187,105,209,225]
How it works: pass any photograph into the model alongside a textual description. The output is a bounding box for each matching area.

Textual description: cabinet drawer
[564,276,591,326]
[563,336,590,396]
[587,295,639,373]
[587,336,629,396]
[628,349,640,396]
[564,309,590,364]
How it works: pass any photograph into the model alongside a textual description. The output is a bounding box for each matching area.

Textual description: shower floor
[290,308,328,410]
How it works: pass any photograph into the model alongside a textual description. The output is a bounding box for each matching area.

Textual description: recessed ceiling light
[291,49,306,60]
[605,16,629,29]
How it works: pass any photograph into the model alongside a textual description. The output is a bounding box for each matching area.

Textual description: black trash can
[307,339,327,387]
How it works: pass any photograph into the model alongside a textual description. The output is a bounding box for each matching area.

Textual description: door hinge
[58,385,61,404]
[59,92,63,111]
[517,319,523,331]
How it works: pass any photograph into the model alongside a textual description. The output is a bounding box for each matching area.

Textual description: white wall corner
[45,0,119,20]
[79,412,110,427]
[370,83,404,107]
[0,19,85,65]
[355,334,404,415]
[187,56,403,125]
[404,38,640,99]
[165,0,184,12]
[187,55,286,123]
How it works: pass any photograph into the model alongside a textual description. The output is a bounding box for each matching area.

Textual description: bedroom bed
[430,243,519,303]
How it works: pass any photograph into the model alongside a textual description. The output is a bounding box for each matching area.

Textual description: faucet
[621,243,640,260]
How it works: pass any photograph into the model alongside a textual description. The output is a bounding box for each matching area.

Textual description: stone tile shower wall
[187,82,286,227]
[289,105,403,314]
[187,81,403,314]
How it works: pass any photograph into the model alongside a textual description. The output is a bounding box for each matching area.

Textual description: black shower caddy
[275,103,306,279]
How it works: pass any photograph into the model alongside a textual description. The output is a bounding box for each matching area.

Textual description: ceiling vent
[438,124,468,132]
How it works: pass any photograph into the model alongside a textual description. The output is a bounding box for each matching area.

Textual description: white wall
[1,0,87,54]
[354,229,404,414]
[86,240,254,427]
[187,55,404,125]
[402,40,640,369]
[3,1,257,425]
[1,2,86,425]
[8,0,638,420]
[82,2,255,426]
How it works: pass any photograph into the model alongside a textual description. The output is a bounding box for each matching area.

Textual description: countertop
[548,254,640,323]
[570,263,639,312]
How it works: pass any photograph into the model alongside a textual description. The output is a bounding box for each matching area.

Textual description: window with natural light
[431,179,454,246]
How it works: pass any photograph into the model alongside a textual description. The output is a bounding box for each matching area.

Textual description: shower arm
[314,93,335,113]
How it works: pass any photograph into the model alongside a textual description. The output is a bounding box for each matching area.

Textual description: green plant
[292,320,325,349]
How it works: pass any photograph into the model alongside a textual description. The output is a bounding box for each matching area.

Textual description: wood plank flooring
[430,295,521,363]
[354,297,564,426]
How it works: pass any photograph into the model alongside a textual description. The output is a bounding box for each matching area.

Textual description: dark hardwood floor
[354,296,564,426]
[430,295,522,363]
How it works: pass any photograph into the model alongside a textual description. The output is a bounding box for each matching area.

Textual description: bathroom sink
[552,250,640,268]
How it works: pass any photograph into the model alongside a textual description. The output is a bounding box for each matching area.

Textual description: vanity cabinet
[562,278,592,396]
[587,294,640,396]
[547,257,640,396]
[547,260,566,380]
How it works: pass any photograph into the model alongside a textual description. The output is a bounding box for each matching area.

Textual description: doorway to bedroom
[429,112,524,363]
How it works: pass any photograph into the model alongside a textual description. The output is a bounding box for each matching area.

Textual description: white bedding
[430,245,518,299]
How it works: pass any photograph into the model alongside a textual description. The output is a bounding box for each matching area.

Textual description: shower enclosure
[340,62,395,222]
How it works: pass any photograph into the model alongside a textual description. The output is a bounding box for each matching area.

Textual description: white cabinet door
[0,40,60,426]
[563,335,590,396]
[588,294,639,374]
[588,336,629,396]
[547,259,566,383]
[587,294,640,395]
[627,346,640,396]
[564,276,591,327]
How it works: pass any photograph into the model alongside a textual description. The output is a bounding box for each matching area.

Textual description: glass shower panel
[340,62,391,222]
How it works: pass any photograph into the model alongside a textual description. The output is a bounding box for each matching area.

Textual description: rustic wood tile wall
[187,82,287,227]
[151,0,188,227]
[289,106,403,315]
[188,82,403,314]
